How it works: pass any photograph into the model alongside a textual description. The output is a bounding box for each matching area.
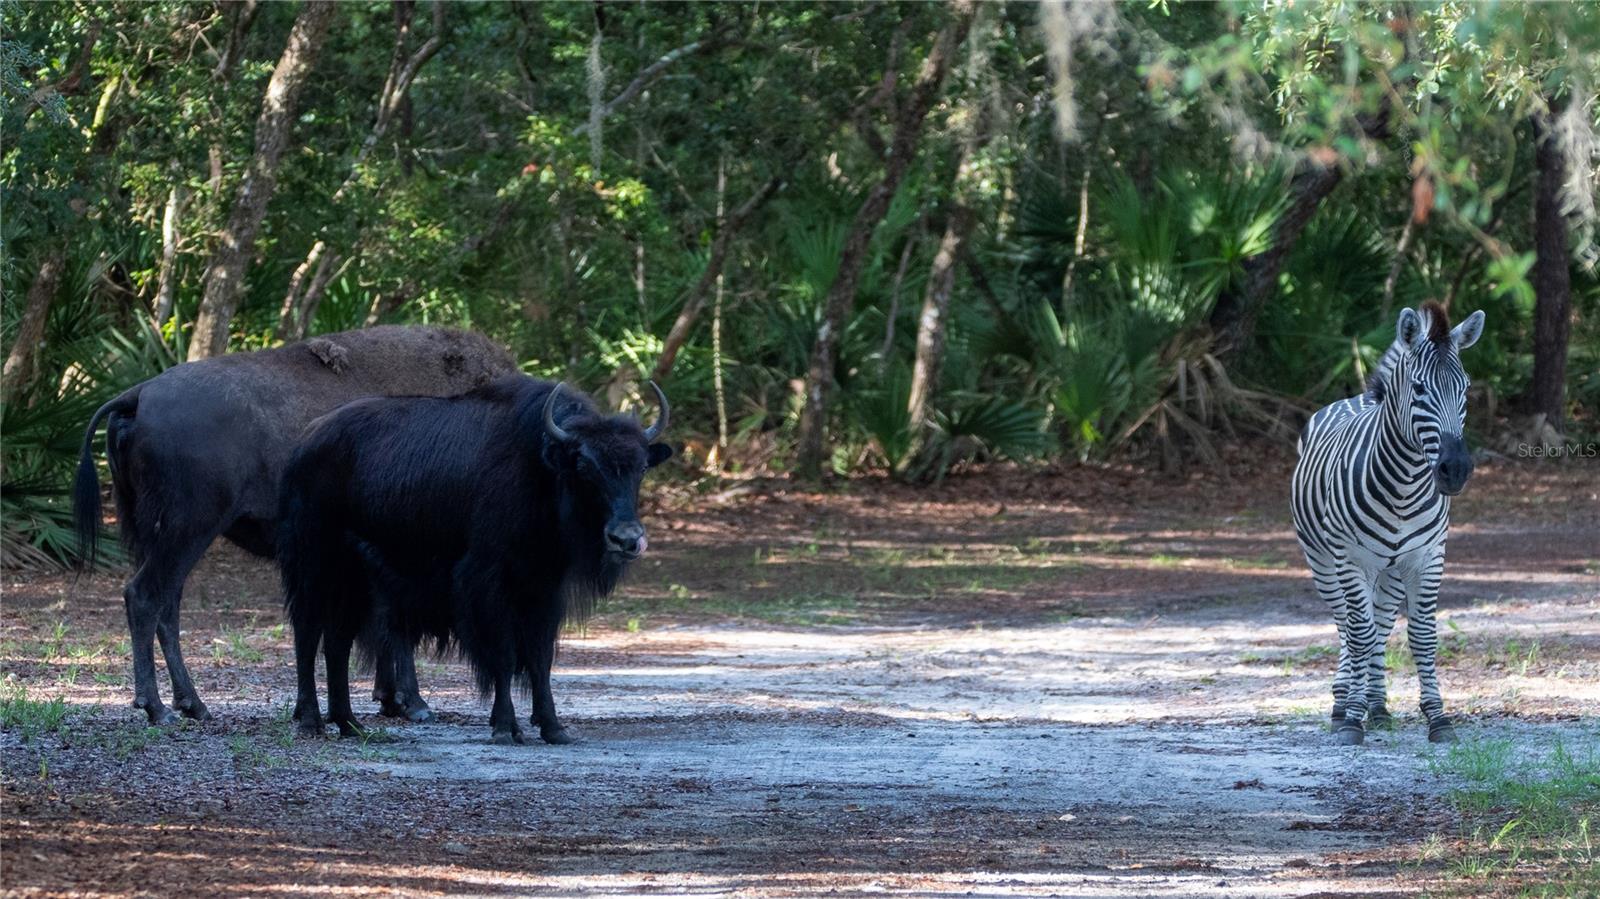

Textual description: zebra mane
[1365,342,1402,403]
[1364,302,1453,403]
[1420,300,1451,343]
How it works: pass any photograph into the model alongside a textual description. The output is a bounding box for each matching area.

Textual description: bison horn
[544,382,573,442]
[643,380,669,441]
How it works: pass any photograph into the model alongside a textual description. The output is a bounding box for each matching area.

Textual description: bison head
[543,381,673,559]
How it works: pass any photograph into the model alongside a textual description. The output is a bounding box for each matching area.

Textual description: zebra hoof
[1330,703,1345,722]
[1428,719,1458,744]
[1335,723,1365,746]
[1367,705,1393,729]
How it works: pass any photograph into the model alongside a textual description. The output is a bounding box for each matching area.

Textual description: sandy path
[3,461,1596,896]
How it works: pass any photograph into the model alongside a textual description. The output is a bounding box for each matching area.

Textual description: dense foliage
[4,1,1597,565]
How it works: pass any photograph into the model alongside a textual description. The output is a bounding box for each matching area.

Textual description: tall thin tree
[1529,107,1573,431]
[793,1,975,479]
[189,0,336,360]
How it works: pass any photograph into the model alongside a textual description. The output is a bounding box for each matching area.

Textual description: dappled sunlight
[5,462,1595,896]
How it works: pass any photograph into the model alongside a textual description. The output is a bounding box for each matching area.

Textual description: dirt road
[3,458,1596,896]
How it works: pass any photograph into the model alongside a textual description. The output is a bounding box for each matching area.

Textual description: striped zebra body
[1291,303,1484,745]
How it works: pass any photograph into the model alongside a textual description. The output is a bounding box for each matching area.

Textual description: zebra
[1292,301,1485,746]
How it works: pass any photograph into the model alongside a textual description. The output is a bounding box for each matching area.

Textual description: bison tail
[277,491,323,637]
[73,389,139,572]
[277,455,348,647]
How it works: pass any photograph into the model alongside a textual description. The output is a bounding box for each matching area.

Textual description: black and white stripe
[1291,304,1485,745]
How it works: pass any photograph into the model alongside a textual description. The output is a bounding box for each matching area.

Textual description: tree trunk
[153,184,188,326]
[2,250,67,405]
[898,204,976,476]
[277,244,340,341]
[651,176,783,381]
[1208,162,1343,358]
[793,2,975,479]
[1529,111,1572,430]
[1206,76,1397,360]
[189,0,336,361]
[276,0,445,338]
[364,281,417,327]
[215,0,262,81]
[276,239,326,338]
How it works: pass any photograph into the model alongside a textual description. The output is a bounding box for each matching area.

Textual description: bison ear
[540,438,573,473]
[646,442,674,469]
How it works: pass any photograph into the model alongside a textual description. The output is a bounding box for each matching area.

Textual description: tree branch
[572,29,731,137]
[651,175,785,381]
[15,19,104,129]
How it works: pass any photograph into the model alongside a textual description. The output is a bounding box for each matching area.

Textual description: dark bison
[279,376,672,744]
[73,327,517,725]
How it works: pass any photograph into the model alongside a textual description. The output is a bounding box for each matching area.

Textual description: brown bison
[74,327,518,725]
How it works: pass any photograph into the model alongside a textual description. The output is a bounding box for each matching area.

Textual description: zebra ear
[1395,307,1424,348]
[1451,310,1485,351]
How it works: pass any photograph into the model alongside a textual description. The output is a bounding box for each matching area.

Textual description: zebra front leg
[1363,572,1404,729]
[1308,558,1355,722]
[1407,553,1456,743]
[1335,564,1380,745]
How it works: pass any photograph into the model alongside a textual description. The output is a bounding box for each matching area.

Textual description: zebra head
[1386,302,1485,496]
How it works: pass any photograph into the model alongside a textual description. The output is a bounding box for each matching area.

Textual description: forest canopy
[3,1,1597,565]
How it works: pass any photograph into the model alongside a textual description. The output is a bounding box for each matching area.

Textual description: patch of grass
[601,547,1065,626]
[1386,637,1414,673]
[1225,554,1289,570]
[1496,638,1541,676]
[1241,643,1337,672]
[1436,618,1469,665]
[1418,736,1600,896]
[0,682,69,742]
[211,628,265,665]
[42,621,70,660]
[227,733,287,772]
[1148,553,1186,568]
[265,704,297,750]
[90,723,167,760]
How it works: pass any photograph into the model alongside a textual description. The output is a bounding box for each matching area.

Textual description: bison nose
[605,523,646,557]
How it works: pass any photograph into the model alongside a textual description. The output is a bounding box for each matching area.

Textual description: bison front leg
[373,641,433,723]
[488,672,526,745]
[324,632,366,739]
[529,615,574,745]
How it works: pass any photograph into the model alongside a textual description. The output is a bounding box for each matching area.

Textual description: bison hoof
[1334,723,1365,746]
[143,705,181,727]
[402,698,433,724]
[540,726,575,746]
[334,718,366,739]
[1366,704,1393,729]
[294,709,327,738]
[1428,719,1458,744]
[490,728,527,746]
[176,700,213,722]
[379,696,433,724]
